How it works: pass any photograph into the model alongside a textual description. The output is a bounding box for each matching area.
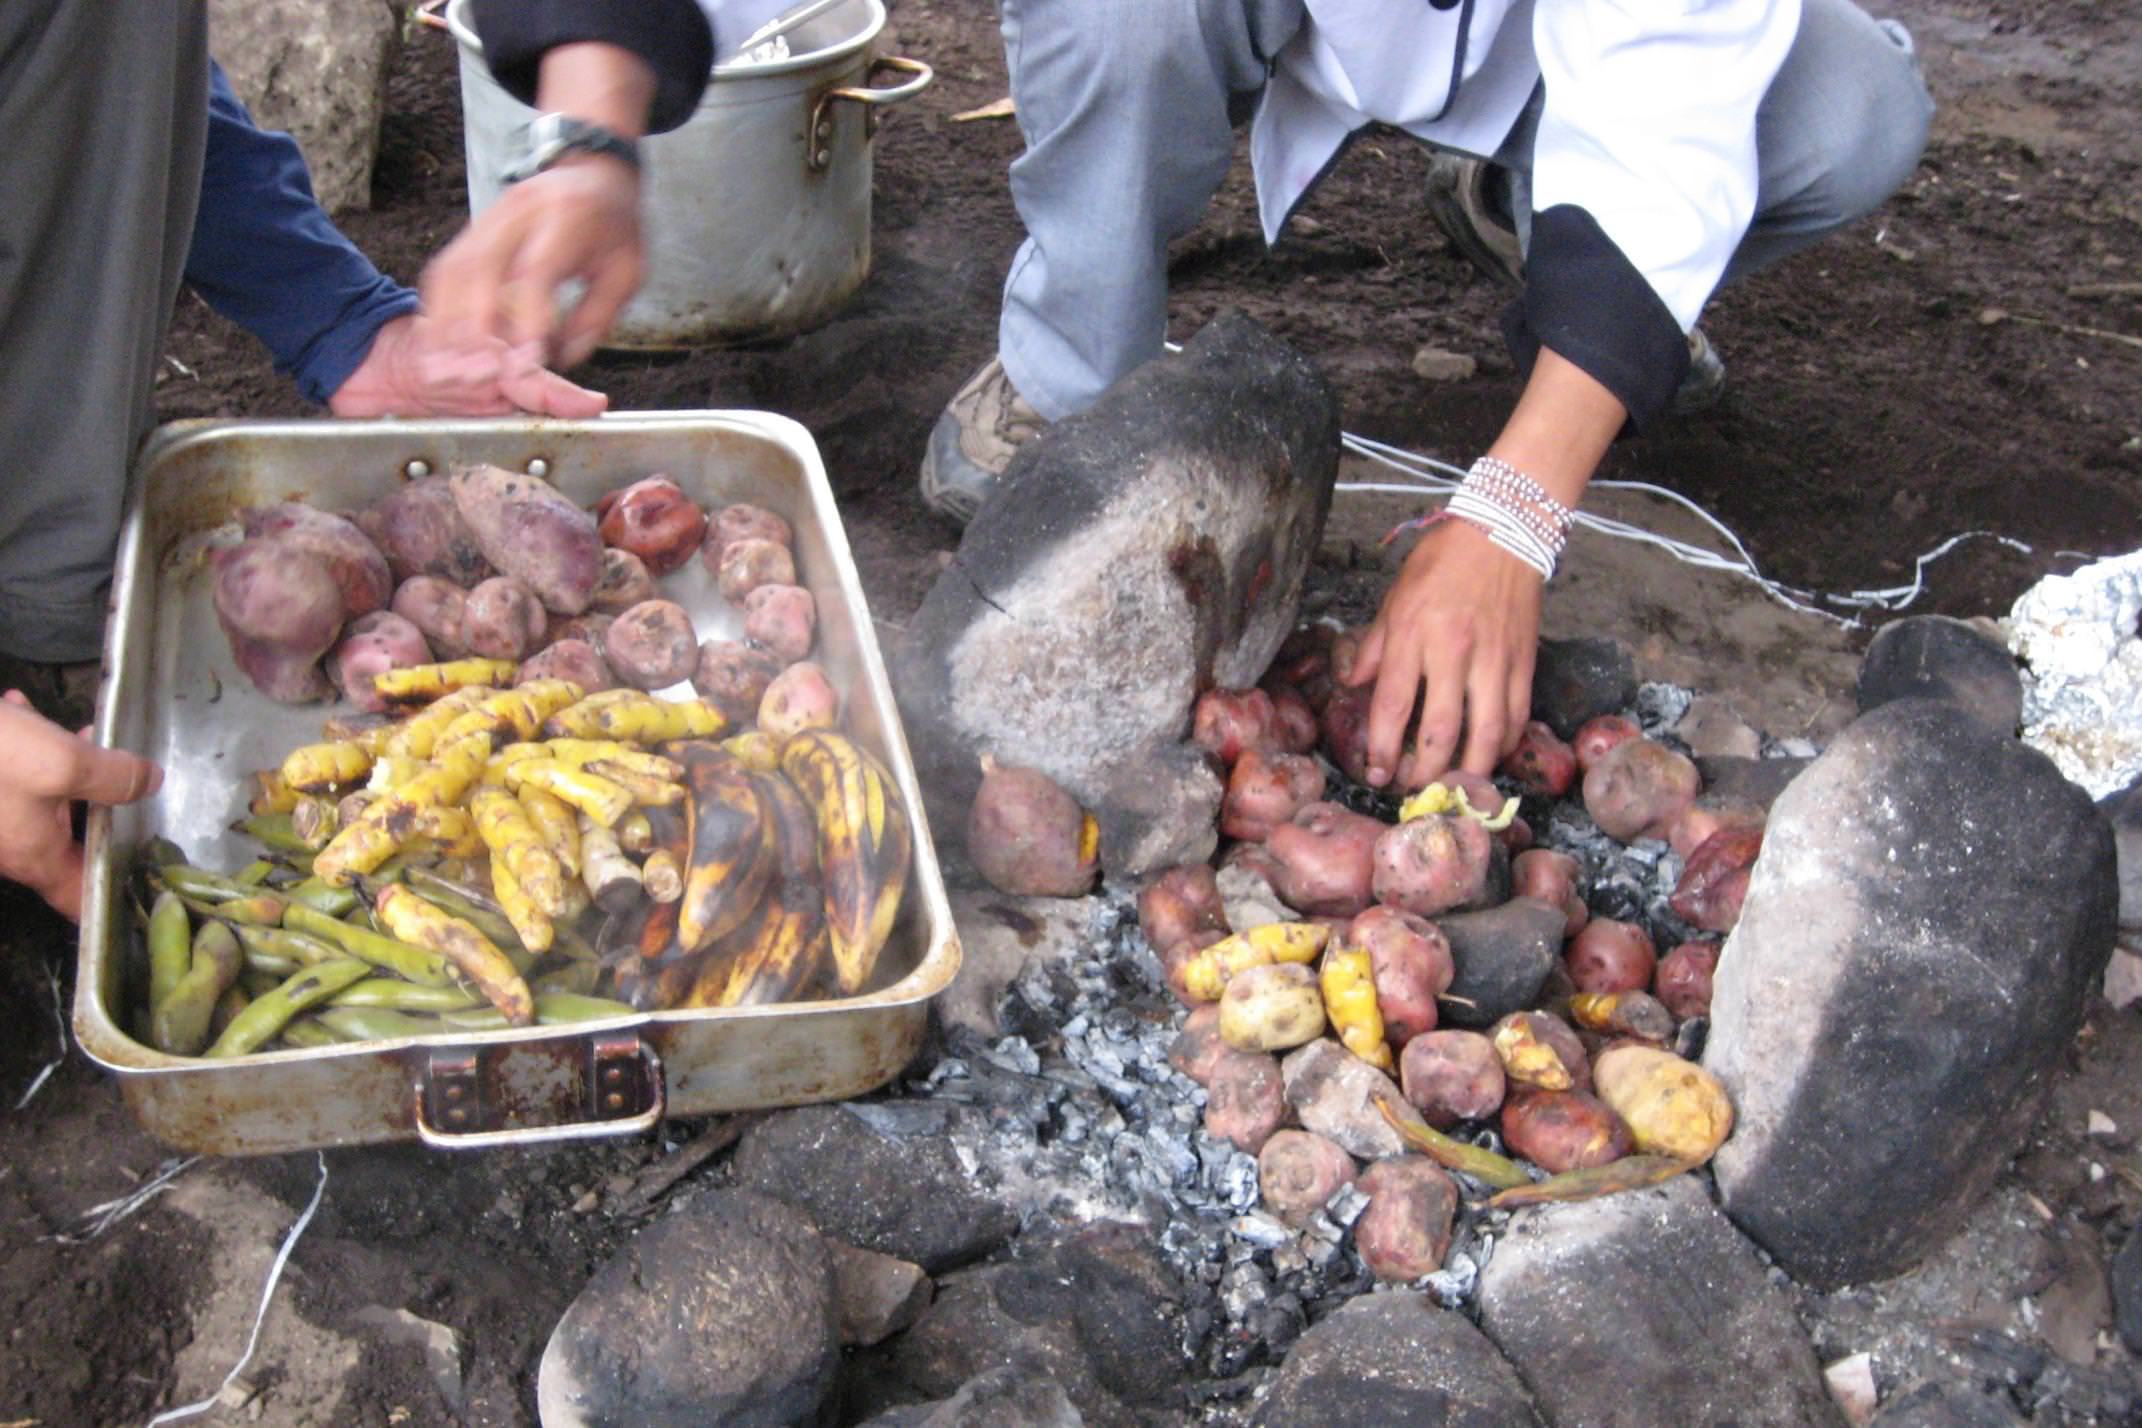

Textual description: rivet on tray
[526,458,551,477]
[405,459,432,479]
[605,1092,626,1112]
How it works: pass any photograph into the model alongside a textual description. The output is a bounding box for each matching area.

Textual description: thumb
[503,364,610,420]
[68,743,164,807]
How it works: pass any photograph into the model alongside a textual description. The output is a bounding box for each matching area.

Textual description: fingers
[1406,635,1467,789]
[1457,653,1508,776]
[1362,634,1419,789]
[3,688,28,707]
[420,205,530,353]
[556,243,644,369]
[502,363,610,420]
[1344,624,1385,689]
[1503,647,1538,760]
[65,741,164,807]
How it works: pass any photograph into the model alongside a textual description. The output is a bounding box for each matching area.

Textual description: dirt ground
[4,0,2139,1423]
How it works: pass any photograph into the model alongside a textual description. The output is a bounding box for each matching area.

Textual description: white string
[54,1155,202,1244]
[12,961,68,1109]
[146,1152,330,1427]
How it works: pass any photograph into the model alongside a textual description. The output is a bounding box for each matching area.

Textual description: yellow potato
[1592,1045,1734,1164]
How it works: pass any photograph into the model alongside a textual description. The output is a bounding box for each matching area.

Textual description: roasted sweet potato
[1140,864,1230,960]
[716,537,797,605]
[602,599,699,690]
[461,575,548,661]
[588,547,657,615]
[448,463,603,615]
[391,575,468,658]
[1512,848,1588,939]
[1354,1157,1458,1281]
[596,475,706,575]
[1319,684,1373,785]
[1218,962,1327,1052]
[1501,1087,1633,1173]
[692,639,784,722]
[757,661,840,741]
[1498,720,1578,798]
[743,584,816,664]
[967,757,1099,898]
[1370,813,1497,917]
[1399,1028,1506,1128]
[1653,941,1720,1021]
[1669,825,1763,933]
[1220,750,1326,842]
[1256,1130,1356,1227]
[243,503,391,618]
[331,611,430,713]
[1582,737,1701,842]
[1490,1010,1591,1092]
[357,474,493,587]
[212,539,344,703]
[1205,1049,1287,1153]
[517,638,614,692]
[1265,802,1387,918]
[1564,917,1657,996]
[703,503,795,572]
[1347,904,1453,1046]
[1194,688,1279,767]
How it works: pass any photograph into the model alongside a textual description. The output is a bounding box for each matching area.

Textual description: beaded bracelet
[1381,456,1576,581]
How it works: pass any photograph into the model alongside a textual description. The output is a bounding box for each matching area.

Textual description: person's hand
[327,312,609,419]
[1345,520,1543,789]
[0,691,163,921]
[418,154,645,374]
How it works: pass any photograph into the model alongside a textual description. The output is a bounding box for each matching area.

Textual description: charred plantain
[779,730,911,996]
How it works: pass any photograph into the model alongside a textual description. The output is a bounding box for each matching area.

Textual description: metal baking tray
[75,412,958,1154]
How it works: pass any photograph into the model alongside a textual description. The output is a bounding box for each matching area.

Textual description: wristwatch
[500,114,641,184]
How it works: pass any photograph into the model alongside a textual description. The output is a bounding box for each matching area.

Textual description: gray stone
[729,1105,1019,1274]
[1476,1176,1841,1428]
[859,1367,1085,1427]
[1866,1382,2026,1427]
[2098,774,2142,933]
[1694,754,1813,812]
[1530,636,1638,739]
[1280,1039,1407,1161]
[1674,695,1763,760]
[883,1223,1183,1428]
[2113,1219,2142,1353]
[1856,615,2023,737]
[940,885,1098,1038]
[1433,898,1563,1028]
[207,0,398,215]
[1410,346,1479,383]
[536,1189,836,1428]
[352,1306,464,1415]
[896,313,1339,878]
[830,1241,933,1347]
[1249,1290,1542,1427]
[1707,699,2117,1289]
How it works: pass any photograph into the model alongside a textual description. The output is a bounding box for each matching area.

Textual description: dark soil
[7,0,2140,1423]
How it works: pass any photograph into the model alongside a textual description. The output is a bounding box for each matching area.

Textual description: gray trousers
[0,2,209,663]
[995,0,1935,422]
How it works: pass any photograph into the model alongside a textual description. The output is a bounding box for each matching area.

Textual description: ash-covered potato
[1218,962,1326,1052]
[461,575,549,661]
[331,611,431,713]
[589,547,657,616]
[967,757,1099,898]
[1265,802,1387,918]
[703,503,795,573]
[716,537,797,605]
[1161,927,1231,1007]
[1370,813,1497,917]
[692,639,783,722]
[1193,687,1278,767]
[1205,1048,1288,1154]
[356,474,492,587]
[449,463,603,615]
[757,661,840,741]
[1654,941,1720,1021]
[390,575,467,658]
[1573,714,1642,772]
[1140,864,1230,960]
[243,503,393,618]
[1400,1029,1506,1127]
[1319,684,1373,784]
[596,475,707,576]
[1168,1003,1229,1086]
[1498,720,1578,797]
[742,584,816,664]
[1256,1130,1356,1228]
[518,638,614,692]
[1565,917,1657,996]
[1501,1088,1633,1173]
[1348,904,1453,1046]
[1220,750,1327,843]
[1354,1157,1459,1281]
[1512,848,1588,939]
[1669,824,1763,933]
[1490,1010,1591,1092]
[1582,737,1701,842]
[606,599,700,690]
[212,538,344,704]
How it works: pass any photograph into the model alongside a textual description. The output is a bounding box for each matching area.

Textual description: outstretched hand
[328,312,609,420]
[0,692,163,921]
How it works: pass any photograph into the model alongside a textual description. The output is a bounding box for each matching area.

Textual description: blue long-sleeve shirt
[184,63,417,405]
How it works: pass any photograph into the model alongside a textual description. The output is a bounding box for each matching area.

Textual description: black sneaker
[918,357,1049,527]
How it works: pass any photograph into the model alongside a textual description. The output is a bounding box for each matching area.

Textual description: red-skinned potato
[518,638,614,692]
[967,757,1099,898]
[1139,864,1230,959]
[1168,1004,1229,1085]
[1347,905,1454,1046]
[596,475,706,576]
[1370,814,1497,917]
[461,575,549,660]
[758,661,841,741]
[357,474,492,587]
[1193,687,1279,767]
[548,612,613,653]
[1204,1049,1287,1153]
[1499,720,1578,798]
[716,537,797,605]
[1501,1088,1633,1173]
[1670,825,1763,933]
[606,599,699,690]
[1668,796,1766,860]
[212,539,344,704]
[1354,1157,1459,1281]
[1490,1010,1592,1092]
[1267,623,1334,688]
[1256,1131,1356,1227]
[1319,684,1373,785]
[242,503,392,618]
[1265,802,1386,918]
[1267,685,1320,755]
[692,639,783,722]
[1400,1030,1506,1127]
[1582,737,1702,842]
[1512,849,1588,939]
[703,503,794,572]
[1220,750,1327,842]
[1565,917,1657,995]
[589,547,657,615]
[743,584,816,664]
[390,575,467,658]
[1654,941,1721,1021]
[1499,815,1535,855]
[1573,714,1642,773]
[332,611,431,713]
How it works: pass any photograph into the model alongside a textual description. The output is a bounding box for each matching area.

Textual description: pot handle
[410,1033,666,1149]
[808,55,935,172]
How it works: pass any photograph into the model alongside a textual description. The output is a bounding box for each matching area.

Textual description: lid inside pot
[716,0,885,76]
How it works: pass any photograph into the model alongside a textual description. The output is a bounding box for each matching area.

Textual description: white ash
[1634,681,1696,738]
[2005,548,2142,797]
[1538,801,1701,948]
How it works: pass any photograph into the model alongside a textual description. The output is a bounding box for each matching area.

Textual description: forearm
[536,43,657,139]
[472,0,711,134]
[1482,346,1626,516]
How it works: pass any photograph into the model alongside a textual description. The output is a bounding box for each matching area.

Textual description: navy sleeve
[184,63,418,406]
[473,0,715,135]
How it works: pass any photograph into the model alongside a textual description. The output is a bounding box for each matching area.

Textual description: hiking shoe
[1673,327,1728,416]
[918,356,1048,527]
[1425,154,1525,289]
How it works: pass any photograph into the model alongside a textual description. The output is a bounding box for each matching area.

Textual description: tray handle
[412,1033,665,1149]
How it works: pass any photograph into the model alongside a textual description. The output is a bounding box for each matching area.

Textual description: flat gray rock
[1249,1290,1541,1427]
[1433,897,1564,1028]
[207,0,397,215]
[1855,614,2022,736]
[859,1367,1085,1427]
[1867,1381,2026,1427]
[1476,1176,1841,1427]
[1707,698,2117,1289]
[896,312,1339,878]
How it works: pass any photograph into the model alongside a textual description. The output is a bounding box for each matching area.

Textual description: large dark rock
[536,1189,836,1428]
[1248,1290,1541,1427]
[1694,753,1813,813]
[896,313,1339,878]
[1529,636,1638,739]
[729,1105,1018,1273]
[1867,1381,2026,1427]
[1433,898,1563,1028]
[208,0,396,215]
[882,1223,1184,1428]
[1855,615,2022,736]
[859,1367,1084,1427]
[1476,1176,1841,1427]
[2114,1218,2142,1352]
[1707,698,2117,1289]
[2098,775,2142,934]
